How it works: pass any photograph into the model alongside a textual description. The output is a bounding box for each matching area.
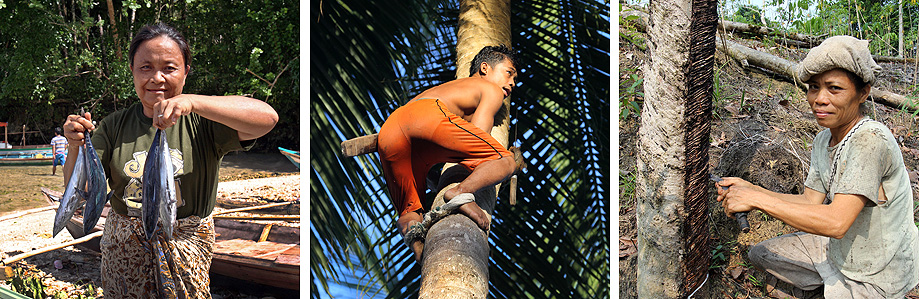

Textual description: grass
[619,169,638,209]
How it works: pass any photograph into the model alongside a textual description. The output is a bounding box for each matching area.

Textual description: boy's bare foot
[410,240,424,262]
[457,201,491,230]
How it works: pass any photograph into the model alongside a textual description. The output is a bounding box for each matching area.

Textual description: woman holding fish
[61,23,278,298]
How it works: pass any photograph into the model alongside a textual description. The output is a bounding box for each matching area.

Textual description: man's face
[482,58,518,98]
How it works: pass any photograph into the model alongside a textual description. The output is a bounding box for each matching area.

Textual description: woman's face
[131,36,187,109]
[806,68,868,130]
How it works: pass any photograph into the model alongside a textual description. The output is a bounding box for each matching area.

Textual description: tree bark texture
[419,0,511,297]
[636,0,690,297]
[637,0,717,297]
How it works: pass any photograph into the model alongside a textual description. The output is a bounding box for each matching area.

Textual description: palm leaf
[310,0,610,297]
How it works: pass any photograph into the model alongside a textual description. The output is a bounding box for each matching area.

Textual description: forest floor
[0,151,300,298]
[618,24,919,298]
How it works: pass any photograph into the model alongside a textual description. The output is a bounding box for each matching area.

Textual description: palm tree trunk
[419,0,511,298]
[637,0,716,297]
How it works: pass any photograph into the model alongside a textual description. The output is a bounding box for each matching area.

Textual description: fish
[81,129,108,235]
[52,145,86,237]
[141,129,177,240]
[158,135,177,238]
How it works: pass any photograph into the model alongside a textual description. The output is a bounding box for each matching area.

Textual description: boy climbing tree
[377,45,520,261]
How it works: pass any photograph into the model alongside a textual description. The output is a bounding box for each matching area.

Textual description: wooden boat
[41,188,300,290]
[0,145,53,166]
[277,147,299,169]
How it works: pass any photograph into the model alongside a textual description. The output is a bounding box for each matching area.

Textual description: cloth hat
[795,35,881,85]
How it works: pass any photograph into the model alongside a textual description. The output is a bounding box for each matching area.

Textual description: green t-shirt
[91,103,254,218]
[804,117,919,297]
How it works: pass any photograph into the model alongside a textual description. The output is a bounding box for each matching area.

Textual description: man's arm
[468,86,505,134]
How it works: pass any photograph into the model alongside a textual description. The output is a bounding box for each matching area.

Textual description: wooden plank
[0,205,57,222]
[340,133,378,157]
[211,201,296,216]
[212,215,299,221]
[257,224,273,242]
[275,245,300,266]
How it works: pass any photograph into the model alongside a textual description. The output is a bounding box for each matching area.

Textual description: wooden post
[340,134,379,157]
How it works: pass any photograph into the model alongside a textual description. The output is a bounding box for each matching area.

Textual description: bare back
[411,77,505,124]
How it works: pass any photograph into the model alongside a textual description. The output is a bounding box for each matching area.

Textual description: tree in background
[0,0,298,150]
[311,0,609,298]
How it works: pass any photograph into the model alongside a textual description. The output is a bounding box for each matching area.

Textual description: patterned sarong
[100,213,215,298]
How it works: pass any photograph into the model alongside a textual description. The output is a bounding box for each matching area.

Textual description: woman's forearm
[185,95,279,140]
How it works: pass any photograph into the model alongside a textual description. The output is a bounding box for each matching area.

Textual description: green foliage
[0,0,298,150]
[618,4,646,50]
[619,68,643,120]
[619,169,637,208]
[312,0,609,298]
[710,241,736,270]
[9,268,46,299]
[7,267,98,299]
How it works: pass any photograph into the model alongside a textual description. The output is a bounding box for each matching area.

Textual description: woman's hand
[153,94,195,129]
[62,111,94,147]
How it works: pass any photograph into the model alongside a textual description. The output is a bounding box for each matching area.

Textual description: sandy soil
[0,151,300,298]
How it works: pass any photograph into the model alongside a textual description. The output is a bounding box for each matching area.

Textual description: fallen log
[620,10,919,112]
[717,38,919,111]
[0,230,104,280]
[718,19,823,46]
[622,5,823,46]
[874,55,918,64]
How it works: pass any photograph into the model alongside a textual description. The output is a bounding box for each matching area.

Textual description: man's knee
[747,243,769,269]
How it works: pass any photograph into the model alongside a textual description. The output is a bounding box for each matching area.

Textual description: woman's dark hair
[128,23,191,68]
[468,45,519,77]
[839,68,871,115]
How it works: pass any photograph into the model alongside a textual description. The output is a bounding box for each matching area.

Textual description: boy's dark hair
[54,127,63,135]
[468,45,519,77]
[129,23,192,69]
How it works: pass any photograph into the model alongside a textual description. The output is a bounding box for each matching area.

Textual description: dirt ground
[0,151,300,298]
[619,28,919,298]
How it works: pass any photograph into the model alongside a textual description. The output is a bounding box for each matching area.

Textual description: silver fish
[81,129,108,235]
[141,129,177,240]
[52,145,86,237]
[158,135,177,238]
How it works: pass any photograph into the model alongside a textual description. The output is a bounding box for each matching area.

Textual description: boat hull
[56,203,300,290]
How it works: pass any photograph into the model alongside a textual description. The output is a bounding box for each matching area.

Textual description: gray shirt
[805,117,919,297]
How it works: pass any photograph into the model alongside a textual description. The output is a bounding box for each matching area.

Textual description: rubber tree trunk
[418,0,511,298]
[636,0,716,297]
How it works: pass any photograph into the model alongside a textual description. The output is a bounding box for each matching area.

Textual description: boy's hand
[509,146,526,174]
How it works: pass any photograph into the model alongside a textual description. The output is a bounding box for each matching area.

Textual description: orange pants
[377,98,511,216]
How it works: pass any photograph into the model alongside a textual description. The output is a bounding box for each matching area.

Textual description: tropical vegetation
[311,0,610,298]
[0,0,298,151]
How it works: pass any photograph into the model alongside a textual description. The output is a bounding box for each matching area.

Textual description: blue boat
[0,145,53,166]
[278,147,299,169]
